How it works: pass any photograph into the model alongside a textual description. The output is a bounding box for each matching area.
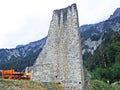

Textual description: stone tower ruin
[31,3,84,90]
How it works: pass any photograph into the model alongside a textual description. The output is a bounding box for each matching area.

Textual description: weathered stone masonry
[31,3,84,90]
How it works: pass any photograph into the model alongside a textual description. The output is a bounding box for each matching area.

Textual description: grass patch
[0,79,45,90]
[1,78,120,90]
[0,79,64,90]
[49,82,64,90]
[85,80,120,90]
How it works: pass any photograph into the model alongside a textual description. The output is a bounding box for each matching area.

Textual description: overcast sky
[0,0,120,49]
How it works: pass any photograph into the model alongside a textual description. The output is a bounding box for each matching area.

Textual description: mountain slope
[81,8,120,54]
[109,8,120,19]
[82,8,120,83]
[84,31,120,83]
[0,37,46,71]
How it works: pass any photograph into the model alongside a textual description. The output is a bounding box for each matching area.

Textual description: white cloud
[0,0,120,48]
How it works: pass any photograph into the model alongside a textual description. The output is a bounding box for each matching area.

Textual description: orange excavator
[1,69,31,80]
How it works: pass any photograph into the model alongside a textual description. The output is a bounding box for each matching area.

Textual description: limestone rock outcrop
[31,3,84,90]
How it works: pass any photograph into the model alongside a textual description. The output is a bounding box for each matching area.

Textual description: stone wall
[31,3,84,90]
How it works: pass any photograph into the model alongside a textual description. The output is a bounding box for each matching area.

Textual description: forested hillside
[83,16,120,83]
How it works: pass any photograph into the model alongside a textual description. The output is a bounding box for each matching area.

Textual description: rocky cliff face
[109,8,120,19]
[81,8,120,54]
[31,4,84,90]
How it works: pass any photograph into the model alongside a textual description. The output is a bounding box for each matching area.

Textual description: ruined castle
[31,4,84,90]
